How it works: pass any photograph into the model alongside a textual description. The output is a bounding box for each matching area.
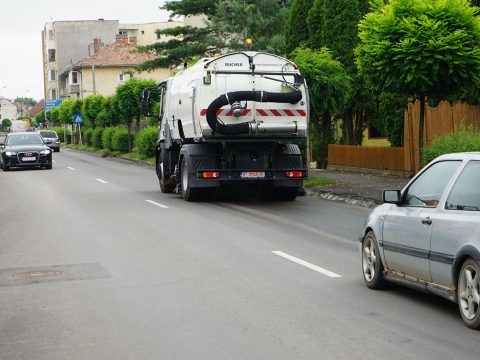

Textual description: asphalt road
[0,149,478,359]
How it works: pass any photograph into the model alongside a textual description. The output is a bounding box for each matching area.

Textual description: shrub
[136,127,158,157]
[423,127,480,165]
[91,127,104,149]
[83,128,93,146]
[102,127,115,150]
[111,128,131,153]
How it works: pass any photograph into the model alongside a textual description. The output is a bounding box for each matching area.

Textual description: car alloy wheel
[362,231,385,289]
[458,258,480,329]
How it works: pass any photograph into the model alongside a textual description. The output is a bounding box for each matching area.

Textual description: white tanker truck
[142,51,309,201]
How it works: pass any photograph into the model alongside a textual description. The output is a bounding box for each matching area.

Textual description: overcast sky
[0,0,170,102]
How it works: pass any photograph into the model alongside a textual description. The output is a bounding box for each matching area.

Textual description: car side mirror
[383,190,401,204]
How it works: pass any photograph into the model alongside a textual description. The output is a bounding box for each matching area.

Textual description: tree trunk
[127,122,132,152]
[135,115,141,134]
[418,95,425,168]
[343,108,354,145]
[317,111,332,169]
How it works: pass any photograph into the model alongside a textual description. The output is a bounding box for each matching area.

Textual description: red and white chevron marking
[200,109,306,117]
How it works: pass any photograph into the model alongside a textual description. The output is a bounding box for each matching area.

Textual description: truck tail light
[201,171,220,179]
[285,171,303,178]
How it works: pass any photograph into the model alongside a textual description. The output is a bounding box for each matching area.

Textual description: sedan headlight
[40,149,51,155]
[5,151,16,156]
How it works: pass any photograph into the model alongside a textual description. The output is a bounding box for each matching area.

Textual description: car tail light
[201,171,220,179]
[285,171,303,178]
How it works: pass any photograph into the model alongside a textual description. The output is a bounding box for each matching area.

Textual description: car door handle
[421,217,432,225]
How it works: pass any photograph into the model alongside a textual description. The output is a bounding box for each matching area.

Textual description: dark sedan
[0,132,53,171]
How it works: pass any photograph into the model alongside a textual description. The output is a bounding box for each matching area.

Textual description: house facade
[59,35,169,98]
[0,98,18,122]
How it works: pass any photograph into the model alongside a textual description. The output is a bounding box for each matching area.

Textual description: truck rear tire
[180,156,203,202]
[159,162,175,193]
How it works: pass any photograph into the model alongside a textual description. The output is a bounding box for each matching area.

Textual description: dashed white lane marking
[67,167,75,171]
[145,200,169,209]
[272,251,342,278]
[96,178,108,184]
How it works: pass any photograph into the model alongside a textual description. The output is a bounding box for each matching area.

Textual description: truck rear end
[143,52,309,201]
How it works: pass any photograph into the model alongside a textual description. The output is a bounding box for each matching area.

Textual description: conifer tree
[306,0,324,50]
[285,0,314,54]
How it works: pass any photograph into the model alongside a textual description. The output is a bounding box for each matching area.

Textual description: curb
[306,188,378,208]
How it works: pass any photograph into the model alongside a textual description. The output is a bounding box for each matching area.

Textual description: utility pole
[90,42,97,95]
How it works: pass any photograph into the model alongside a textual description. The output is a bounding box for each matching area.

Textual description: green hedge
[111,128,131,153]
[102,127,116,150]
[136,127,158,157]
[83,128,93,146]
[423,127,480,165]
[91,128,104,149]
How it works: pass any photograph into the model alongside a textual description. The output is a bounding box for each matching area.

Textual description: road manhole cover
[0,263,110,286]
[12,270,66,280]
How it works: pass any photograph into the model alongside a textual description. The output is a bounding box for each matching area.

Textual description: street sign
[73,114,84,125]
[45,99,63,111]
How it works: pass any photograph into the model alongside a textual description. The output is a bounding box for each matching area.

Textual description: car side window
[446,161,480,211]
[403,161,461,207]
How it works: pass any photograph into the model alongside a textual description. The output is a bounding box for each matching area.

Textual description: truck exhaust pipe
[206,90,302,135]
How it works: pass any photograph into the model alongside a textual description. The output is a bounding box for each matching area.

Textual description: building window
[50,90,57,100]
[70,71,79,85]
[49,70,56,81]
[48,49,56,62]
[156,32,161,40]
[141,30,145,35]
[48,30,55,40]
[119,30,127,35]
[119,73,131,82]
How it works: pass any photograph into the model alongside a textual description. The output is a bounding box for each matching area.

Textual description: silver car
[360,152,480,329]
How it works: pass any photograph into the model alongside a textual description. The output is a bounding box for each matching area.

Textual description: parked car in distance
[39,130,60,152]
[0,132,52,171]
[360,152,480,329]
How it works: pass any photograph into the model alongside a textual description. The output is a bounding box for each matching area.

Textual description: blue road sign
[45,99,63,111]
[73,114,84,125]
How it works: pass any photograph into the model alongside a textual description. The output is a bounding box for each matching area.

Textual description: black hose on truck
[206,90,302,135]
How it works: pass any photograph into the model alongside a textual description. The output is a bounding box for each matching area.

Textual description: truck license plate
[22,157,36,161]
[241,171,265,178]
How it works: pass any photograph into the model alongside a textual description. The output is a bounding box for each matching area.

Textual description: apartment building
[119,20,183,46]
[42,19,119,100]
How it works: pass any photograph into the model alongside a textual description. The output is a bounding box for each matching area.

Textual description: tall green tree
[356,0,480,162]
[82,95,105,128]
[116,78,157,151]
[138,0,221,70]
[97,95,121,128]
[1,118,11,130]
[285,0,314,54]
[291,47,352,168]
[212,0,292,55]
[306,0,324,49]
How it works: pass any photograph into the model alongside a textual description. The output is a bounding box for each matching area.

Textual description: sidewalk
[306,169,411,208]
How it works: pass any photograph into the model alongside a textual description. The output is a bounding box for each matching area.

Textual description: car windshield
[39,131,57,138]
[7,134,44,146]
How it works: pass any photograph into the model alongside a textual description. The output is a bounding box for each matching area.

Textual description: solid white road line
[272,251,342,278]
[96,178,108,184]
[145,200,169,209]
[67,167,75,171]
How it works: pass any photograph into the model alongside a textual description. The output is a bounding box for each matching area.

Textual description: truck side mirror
[141,89,150,116]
